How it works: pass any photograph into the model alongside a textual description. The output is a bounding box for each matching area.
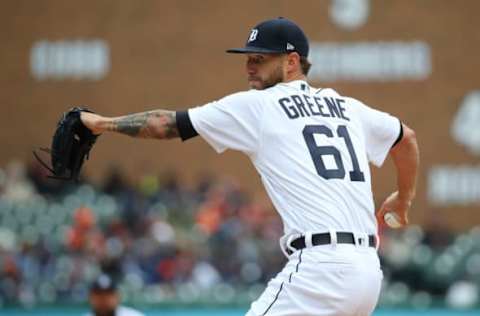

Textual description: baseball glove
[33,107,99,181]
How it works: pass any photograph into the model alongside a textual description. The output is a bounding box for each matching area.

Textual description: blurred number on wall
[428,91,480,206]
[452,91,480,156]
[309,41,431,82]
[330,0,370,30]
[30,40,110,81]
[428,166,480,206]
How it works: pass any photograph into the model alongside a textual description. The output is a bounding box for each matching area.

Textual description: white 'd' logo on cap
[248,29,258,42]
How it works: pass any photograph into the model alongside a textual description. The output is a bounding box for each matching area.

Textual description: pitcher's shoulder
[314,88,366,108]
[313,87,342,97]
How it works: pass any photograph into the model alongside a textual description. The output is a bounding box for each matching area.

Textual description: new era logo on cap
[287,42,295,50]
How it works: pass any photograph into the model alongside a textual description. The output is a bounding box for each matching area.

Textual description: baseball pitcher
[78,18,419,316]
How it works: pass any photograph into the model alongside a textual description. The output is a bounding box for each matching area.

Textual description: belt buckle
[286,233,302,255]
[355,233,369,248]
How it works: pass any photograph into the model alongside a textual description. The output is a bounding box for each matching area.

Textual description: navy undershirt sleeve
[176,110,199,141]
[391,119,403,148]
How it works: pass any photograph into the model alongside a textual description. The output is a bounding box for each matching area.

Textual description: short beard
[251,65,284,90]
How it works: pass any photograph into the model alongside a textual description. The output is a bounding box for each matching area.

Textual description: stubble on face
[247,54,285,90]
[253,64,284,90]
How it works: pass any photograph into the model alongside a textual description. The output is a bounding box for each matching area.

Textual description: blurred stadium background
[1,0,480,315]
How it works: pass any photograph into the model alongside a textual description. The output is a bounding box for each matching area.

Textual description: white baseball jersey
[189,80,400,237]
[84,306,144,316]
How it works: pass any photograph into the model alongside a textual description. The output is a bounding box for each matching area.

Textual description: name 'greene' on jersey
[278,92,350,121]
[188,80,401,237]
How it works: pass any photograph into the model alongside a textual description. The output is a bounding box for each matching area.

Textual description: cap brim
[226,46,284,54]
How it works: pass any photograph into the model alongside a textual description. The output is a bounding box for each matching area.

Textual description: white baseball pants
[245,243,383,316]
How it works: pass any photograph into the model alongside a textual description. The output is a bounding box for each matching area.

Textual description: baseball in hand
[383,212,402,229]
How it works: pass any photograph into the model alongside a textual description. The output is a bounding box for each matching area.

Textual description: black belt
[287,232,376,254]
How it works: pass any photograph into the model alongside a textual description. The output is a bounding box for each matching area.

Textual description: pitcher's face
[245,53,286,90]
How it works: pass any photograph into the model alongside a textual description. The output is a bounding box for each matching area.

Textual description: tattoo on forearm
[109,110,179,139]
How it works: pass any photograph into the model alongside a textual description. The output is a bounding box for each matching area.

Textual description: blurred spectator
[2,160,35,201]
[66,206,101,252]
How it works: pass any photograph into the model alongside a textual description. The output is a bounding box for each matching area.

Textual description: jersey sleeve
[354,99,402,167]
[188,90,263,155]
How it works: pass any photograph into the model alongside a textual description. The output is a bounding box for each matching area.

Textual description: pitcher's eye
[250,57,264,64]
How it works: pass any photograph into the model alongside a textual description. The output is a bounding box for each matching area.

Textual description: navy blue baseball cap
[226,17,309,57]
[90,274,117,293]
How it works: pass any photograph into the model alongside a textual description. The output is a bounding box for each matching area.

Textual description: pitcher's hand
[377,191,411,227]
